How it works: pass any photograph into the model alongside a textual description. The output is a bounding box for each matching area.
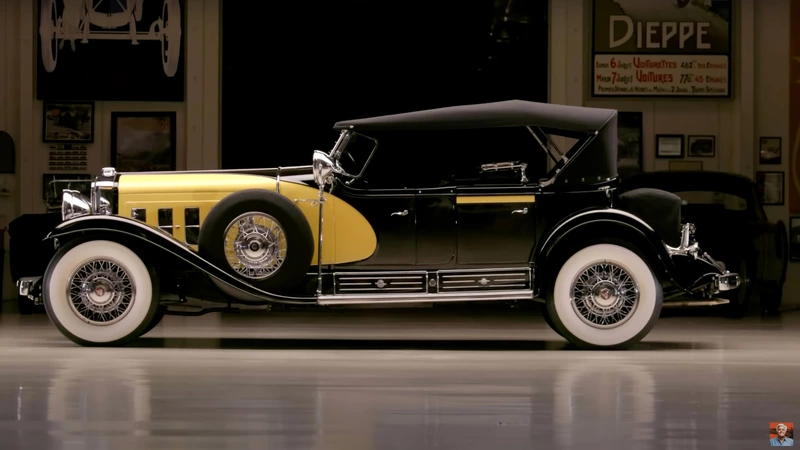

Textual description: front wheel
[546,243,662,350]
[43,240,161,346]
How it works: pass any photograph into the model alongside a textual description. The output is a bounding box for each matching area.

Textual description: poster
[790,0,800,213]
[591,0,732,97]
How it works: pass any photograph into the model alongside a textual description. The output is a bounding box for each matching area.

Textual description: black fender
[45,215,316,305]
[531,207,682,296]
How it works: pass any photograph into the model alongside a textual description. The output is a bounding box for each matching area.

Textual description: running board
[662,298,730,308]
[317,289,535,306]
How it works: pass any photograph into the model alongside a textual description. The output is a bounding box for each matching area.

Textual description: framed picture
[42,101,94,143]
[759,136,782,164]
[617,111,643,179]
[756,171,785,205]
[669,160,703,171]
[42,173,92,210]
[790,217,800,261]
[111,111,177,172]
[36,0,185,101]
[687,135,715,157]
[656,134,684,158]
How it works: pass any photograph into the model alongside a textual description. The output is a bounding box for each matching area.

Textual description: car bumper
[17,276,43,305]
[714,271,740,292]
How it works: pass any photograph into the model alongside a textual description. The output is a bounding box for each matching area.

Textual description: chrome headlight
[312,150,337,187]
[62,189,92,221]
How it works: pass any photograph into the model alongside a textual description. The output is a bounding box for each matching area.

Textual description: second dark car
[621,170,788,316]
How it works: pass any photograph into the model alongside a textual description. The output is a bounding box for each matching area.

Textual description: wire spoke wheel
[570,261,640,329]
[67,258,136,326]
[223,212,288,280]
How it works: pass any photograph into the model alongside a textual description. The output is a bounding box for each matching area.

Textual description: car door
[332,184,417,267]
[415,186,456,266]
[455,185,538,265]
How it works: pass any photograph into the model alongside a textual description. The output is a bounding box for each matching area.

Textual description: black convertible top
[332,100,617,134]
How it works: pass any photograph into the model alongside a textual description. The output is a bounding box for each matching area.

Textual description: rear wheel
[546,243,662,350]
[43,240,161,346]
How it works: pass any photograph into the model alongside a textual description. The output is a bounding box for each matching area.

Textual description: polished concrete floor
[0,304,799,450]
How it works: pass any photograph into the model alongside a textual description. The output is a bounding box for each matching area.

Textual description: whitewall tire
[43,240,160,346]
[546,243,662,350]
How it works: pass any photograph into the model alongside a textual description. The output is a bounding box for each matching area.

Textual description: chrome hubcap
[223,212,287,280]
[570,261,639,329]
[68,259,136,325]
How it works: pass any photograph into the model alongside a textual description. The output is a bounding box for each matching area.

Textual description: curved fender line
[48,215,317,305]
[538,207,655,257]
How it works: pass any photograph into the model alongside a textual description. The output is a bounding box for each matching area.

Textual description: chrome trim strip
[435,267,531,274]
[317,289,534,305]
[113,165,313,176]
[276,166,281,193]
[333,270,429,276]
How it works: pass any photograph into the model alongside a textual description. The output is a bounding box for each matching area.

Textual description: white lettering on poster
[609,15,711,50]
[593,54,728,96]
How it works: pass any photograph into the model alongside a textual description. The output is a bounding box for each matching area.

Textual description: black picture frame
[756,171,785,205]
[687,135,715,157]
[42,101,95,143]
[759,136,782,164]
[111,111,177,172]
[655,134,684,158]
[789,217,800,261]
[617,111,643,179]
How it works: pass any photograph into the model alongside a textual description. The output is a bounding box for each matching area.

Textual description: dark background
[37,0,185,101]
[220,0,550,169]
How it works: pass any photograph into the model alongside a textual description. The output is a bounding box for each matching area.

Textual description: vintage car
[18,100,739,349]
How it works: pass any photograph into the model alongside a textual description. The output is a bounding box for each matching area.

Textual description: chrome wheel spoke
[570,261,639,329]
[67,258,136,326]
[223,212,288,280]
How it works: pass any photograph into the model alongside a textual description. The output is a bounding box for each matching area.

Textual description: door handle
[512,207,528,215]
[391,210,409,216]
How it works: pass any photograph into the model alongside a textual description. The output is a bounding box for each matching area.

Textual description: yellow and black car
[19,100,739,349]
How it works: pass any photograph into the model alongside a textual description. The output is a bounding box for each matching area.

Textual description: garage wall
[550,0,797,307]
[0,0,221,300]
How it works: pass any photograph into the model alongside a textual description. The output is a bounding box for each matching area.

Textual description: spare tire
[198,189,315,292]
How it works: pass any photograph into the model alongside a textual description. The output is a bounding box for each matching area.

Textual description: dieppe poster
[591,0,732,97]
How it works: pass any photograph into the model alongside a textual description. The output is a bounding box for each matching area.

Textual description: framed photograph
[687,135,715,157]
[111,111,177,172]
[617,111,643,179]
[669,160,703,171]
[656,134,684,158]
[759,136,782,164]
[42,173,92,210]
[790,218,800,261]
[756,171,785,205]
[42,101,94,143]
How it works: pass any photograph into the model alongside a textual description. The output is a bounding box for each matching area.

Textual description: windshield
[335,133,378,178]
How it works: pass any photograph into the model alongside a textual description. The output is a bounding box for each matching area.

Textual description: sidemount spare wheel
[545,243,663,350]
[198,189,315,292]
[43,239,162,347]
